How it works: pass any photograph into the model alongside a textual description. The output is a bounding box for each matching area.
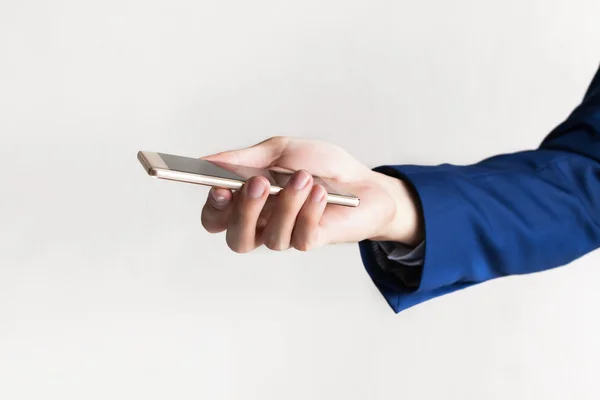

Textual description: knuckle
[293,241,311,252]
[292,225,319,251]
[292,234,314,252]
[264,239,278,251]
[229,244,250,254]
[200,214,211,231]
[267,135,286,145]
[264,236,287,251]
[226,235,249,254]
[265,136,289,152]
[204,225,221,234]
[201,212,219,233]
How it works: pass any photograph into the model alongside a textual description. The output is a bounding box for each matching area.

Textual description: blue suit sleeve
[360,65,600,313]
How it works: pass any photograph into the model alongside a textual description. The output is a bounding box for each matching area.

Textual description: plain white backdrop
[1,1,600,399]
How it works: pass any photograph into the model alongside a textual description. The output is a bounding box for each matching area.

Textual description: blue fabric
[360,64,600,313]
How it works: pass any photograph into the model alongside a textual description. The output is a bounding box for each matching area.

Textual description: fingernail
[310,185,326,202]
[210,189,229,209]
[246,177,267,199]
[290,170,310,190]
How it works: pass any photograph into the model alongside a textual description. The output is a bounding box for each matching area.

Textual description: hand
[200,137,423,253]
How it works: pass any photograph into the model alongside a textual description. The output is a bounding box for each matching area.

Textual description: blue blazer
[360,64,600,313]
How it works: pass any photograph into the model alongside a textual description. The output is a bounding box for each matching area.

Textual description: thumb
[201,137,289,168]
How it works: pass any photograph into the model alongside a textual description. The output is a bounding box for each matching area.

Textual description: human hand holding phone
[200,137,423,252]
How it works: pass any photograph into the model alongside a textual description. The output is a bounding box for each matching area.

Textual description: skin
[200,136,423,253]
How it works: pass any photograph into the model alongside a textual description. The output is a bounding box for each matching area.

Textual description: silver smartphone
[137,151,360,207]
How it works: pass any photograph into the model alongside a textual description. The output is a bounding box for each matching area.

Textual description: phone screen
[159,153,247,181]
[157,153,352,196]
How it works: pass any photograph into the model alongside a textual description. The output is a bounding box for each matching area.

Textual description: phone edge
[138,151,360,207]
[154,171,359,207]
[137,151,168,176]
[154,169,245,191]
[325,193,360,207]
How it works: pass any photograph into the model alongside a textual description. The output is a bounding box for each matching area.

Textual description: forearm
[384,148,598,283]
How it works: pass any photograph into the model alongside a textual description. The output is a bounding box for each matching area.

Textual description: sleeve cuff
[377,240,425,266]
[359,164,479,313]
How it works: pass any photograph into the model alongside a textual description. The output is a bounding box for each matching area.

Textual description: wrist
[370,172,424,246]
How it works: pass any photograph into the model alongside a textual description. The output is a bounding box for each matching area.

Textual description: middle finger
[263,170,313,251]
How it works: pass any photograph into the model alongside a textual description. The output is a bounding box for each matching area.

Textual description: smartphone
[137,151,360,207]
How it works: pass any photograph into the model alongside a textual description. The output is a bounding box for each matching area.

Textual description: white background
[1,1,600,399]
